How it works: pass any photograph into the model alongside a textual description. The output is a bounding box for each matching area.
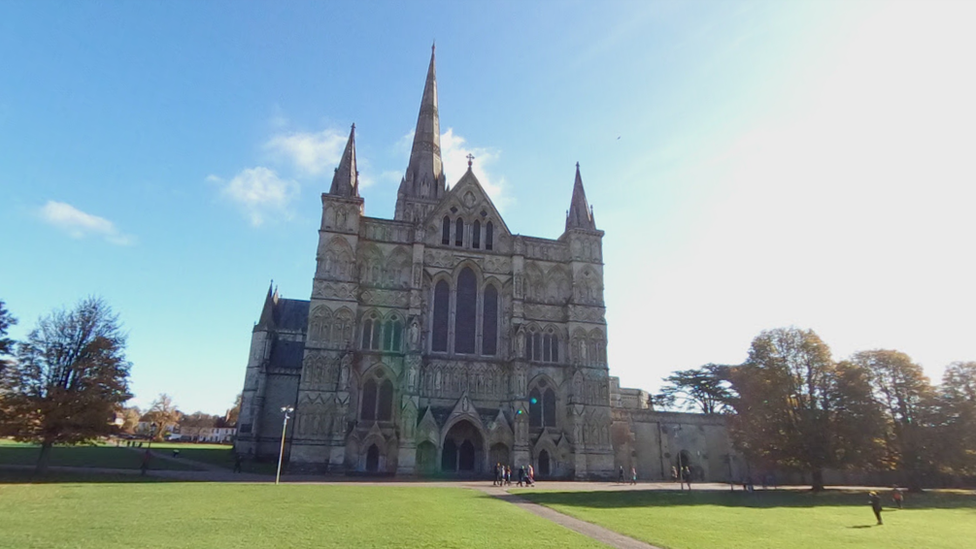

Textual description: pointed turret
[328,124,359,197]
[256,282,278,330]
[566,162,597,231]
[395,45,446,221]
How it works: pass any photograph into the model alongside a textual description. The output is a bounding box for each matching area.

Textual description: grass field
[0,482,604,549]
[145,442,278,474]
[517,488,976,549]
[0,440,203,471]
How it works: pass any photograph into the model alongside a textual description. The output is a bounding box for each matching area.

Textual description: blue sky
[2,1,974,414]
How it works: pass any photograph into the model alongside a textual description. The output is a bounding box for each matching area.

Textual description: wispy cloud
[38,201,134,245]
[440,128,511,211]
[264,129,347,177]
[213,167,299,226]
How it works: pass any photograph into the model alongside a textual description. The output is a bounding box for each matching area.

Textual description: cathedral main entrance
[441,420,484,474]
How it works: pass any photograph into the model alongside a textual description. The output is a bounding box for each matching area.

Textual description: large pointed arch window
[378,379,394,421]
[361,379,377,421]
[529,388,542,427]
[472,220,481,249]
[442,216,451,245]
[482,284,498,356]
[383,316,402,352]
[362,312,382,350]
[455,218,464,246]
[455,267,477,354]
[432,280,450,352]
[485,222,494,250]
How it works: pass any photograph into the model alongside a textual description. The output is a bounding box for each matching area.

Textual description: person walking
[892,486,904,509]
[869,491,883,525]
[517,465,525,487]
[527,464,535,486]
[631,466,637,485]
[618,465,625,484]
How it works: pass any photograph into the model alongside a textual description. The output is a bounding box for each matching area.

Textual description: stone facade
[234,48,741,481]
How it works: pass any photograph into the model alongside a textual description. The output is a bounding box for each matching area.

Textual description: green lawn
[0,483,605,549]
[516,489,976,549]
[143,442,278,474]
[0,441,203,471]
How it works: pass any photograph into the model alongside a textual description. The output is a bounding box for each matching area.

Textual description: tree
[653,364,733,414]
[0,297,131,474]
[938,361,976,477]
[119,406,142,434]
[225,392,242,427]
[180,411,217,440]
[829,360,888,470]
[727,327,838,491]
[0,300,16,374]
[145,393,181,441]
[852,349,937,490]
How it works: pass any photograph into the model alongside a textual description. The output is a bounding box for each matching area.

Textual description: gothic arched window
[455,267,477,354]
[432,280,450,352]
[455,218,464,247]
[442,216,451,245]
[485,222,494,250]
[362,312,382,350]
[529,388,542,428]
[383,317,402,352]
[378,379,394,421]
[543,388,557,427]
[472,220,481,249]
[361,379,377,421]
[482,284,498,356]
[543,328,558,363]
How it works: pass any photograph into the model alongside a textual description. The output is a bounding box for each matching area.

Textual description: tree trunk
[811,469,825,492]
[35,441,53,476]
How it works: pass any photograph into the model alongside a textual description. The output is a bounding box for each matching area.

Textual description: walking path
[477,484,662,549]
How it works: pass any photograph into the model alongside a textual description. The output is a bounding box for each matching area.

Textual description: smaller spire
[565,162,596,231]
[257,280,277,329]
[329,124,359,197]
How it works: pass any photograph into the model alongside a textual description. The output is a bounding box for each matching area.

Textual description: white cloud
[439,128,511,211]
[38,201,134,245]
[216,167,299,226]
[265,129,347,177]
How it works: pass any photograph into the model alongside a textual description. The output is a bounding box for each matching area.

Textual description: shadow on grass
[0,469,176,484]
[0,445,203,471]
[514,489,976,510]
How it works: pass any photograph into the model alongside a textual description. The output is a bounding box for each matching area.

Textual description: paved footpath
[477,484,662,549]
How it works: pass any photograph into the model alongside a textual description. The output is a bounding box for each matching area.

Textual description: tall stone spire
[328,124,359,197]
[566,162,597,231]
[396,45,446,221]
[256,281,277,330]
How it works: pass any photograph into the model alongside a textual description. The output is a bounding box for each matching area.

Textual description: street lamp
[275,406,295,485]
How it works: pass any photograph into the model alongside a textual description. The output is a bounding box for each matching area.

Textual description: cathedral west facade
[235,49,741,481]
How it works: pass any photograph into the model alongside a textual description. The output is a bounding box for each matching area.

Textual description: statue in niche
[408,318,421,351]
[339,353,352,388]
[573,370,583,398]
[515,326,526,358]
[336,208,347,230]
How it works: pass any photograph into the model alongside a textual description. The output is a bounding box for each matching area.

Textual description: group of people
[868,487,905,525]
[617,466,637,484]
[494,463,535,487]
[671,466,694,489]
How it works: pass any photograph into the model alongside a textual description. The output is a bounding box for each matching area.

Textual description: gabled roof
[426,167,513,236]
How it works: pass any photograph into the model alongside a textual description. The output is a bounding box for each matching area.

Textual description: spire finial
[576,161,580,170]
[467,153,475,169]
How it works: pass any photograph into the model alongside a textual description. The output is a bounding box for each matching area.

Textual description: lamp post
[275,406,294,485]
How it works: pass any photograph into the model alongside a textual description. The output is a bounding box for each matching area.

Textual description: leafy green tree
[0,300,16,374]
[0,297,131,474]
[938,361,976,476]
[728,327,851,491]
[852,349,937,490]
[830,360,888,469]
[654,364,733,414]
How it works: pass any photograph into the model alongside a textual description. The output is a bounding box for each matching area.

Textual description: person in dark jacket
[869,491,883,525]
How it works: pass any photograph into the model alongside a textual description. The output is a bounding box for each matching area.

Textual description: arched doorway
[417,441,437,474]
[366,444,380,472]
[538,450,550,477]
[441,420,485,474]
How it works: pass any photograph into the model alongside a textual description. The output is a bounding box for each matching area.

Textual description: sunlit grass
[516,489,976,549]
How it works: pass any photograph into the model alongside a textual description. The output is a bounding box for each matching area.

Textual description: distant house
[197,427,236,444]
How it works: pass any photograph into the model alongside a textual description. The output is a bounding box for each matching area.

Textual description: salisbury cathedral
[235,49,739,481]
